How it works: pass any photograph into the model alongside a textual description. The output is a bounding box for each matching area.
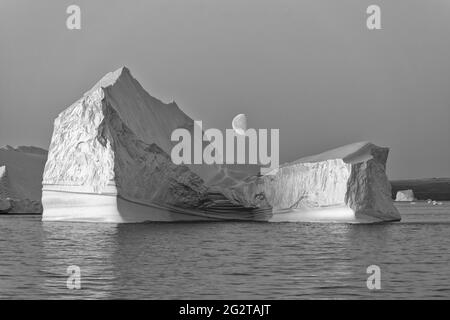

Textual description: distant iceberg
[395,189,416,202]
[0,146,47,213]
[41,67,400,223]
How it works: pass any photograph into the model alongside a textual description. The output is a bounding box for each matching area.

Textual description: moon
[232,114,247,135]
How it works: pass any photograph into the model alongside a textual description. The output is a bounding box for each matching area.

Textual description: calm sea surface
[0,202,449,299]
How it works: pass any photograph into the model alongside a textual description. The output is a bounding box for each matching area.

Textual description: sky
[0,0,449,179]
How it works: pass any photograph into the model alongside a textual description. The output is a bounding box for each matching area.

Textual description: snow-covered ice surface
[42,67,400,223]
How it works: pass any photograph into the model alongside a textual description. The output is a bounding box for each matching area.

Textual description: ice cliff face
[42,67,400,222]
[0,146,47,213]
[43,88,115,192]
[43,83,206,207]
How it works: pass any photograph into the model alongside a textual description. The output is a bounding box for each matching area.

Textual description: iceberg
[42,67,270,222]
[219,142,401,223]
[42,67,400,223]
[395,189,416,202]
[0,146,47,213]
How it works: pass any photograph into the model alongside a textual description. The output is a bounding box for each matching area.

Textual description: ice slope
[80,67,226,184]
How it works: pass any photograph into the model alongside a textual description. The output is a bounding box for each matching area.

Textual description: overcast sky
[1,0,449,179]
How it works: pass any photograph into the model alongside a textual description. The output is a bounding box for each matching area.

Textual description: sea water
[0,202,449,299]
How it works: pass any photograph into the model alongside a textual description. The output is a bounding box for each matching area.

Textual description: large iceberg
[42,67,400,223]
[42,67,269,222]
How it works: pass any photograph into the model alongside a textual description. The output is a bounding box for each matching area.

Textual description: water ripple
[0,202,449,299]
